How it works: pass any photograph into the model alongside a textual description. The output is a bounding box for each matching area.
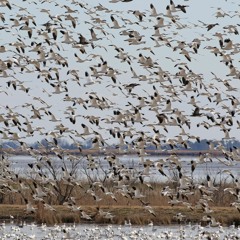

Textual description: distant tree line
[0,138,239,152]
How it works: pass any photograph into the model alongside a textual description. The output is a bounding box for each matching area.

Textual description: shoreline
[0,204,240,226]
[2,148,226,157]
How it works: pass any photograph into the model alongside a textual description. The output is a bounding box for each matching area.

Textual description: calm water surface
[8,154,240,182]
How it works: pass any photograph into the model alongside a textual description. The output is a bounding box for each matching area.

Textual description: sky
[0,0,240,148]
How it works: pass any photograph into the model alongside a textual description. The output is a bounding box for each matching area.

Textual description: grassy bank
[0,204,240,226]
[0,175,239,226]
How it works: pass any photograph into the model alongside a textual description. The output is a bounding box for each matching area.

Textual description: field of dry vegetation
[0,178,240,226]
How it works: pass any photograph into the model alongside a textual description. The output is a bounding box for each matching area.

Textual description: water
[7,154,240,182]
[1,222,240,239]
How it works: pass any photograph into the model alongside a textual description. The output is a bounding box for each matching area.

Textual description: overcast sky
[0,0,239,146]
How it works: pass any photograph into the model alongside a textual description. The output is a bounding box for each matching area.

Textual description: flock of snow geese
[1,221,240,239]
[1,0,240,232]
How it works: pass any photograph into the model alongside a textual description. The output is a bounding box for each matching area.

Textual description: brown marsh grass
[0,178,240,226]
[0,204,240,226]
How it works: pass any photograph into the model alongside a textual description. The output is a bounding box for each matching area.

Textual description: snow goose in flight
[132,186,145,199]
[24,198,37,214]
[110,15,123,29]
[149,3,160,17]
